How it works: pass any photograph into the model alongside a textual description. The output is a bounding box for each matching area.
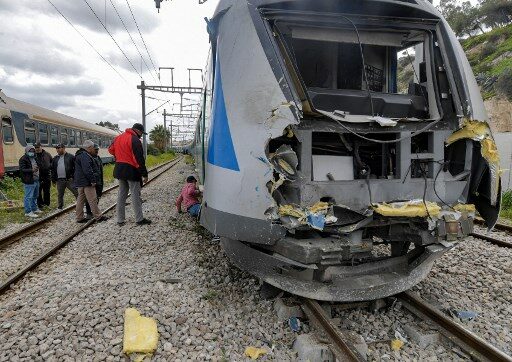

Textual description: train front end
[200,0,501,301]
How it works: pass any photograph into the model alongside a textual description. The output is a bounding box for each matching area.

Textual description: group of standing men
[19,141,104,220]
[19,123,151,226]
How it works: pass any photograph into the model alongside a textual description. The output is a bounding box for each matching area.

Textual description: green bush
[481,41,497,58]
[495,68,512,100]
[147,143,161,156]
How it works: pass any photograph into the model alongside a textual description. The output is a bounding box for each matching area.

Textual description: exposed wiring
[339,15,375,117]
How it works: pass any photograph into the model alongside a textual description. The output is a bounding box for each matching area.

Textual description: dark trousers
[37,178,51,207]
[56,178,78,209]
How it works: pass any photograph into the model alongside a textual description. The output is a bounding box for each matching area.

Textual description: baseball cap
[34,142,42,147]
[132,123,147,135]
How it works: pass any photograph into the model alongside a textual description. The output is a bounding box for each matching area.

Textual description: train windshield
[274,23,442,121]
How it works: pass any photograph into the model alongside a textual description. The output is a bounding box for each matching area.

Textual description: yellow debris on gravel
[373,200,441,218]
[123,308,159,356]
[244,346,268,360]
[391,339,404,351]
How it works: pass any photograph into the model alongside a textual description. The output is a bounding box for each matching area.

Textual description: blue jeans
[187,203,201,217]
[24,180,40,214]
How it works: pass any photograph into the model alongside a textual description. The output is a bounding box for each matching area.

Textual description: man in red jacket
[108,123,151,226]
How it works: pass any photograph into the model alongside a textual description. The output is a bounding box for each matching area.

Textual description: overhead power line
[124,0,159,79]
[46,0,128,83]
[82,0,143,79]
[108,0,159,84]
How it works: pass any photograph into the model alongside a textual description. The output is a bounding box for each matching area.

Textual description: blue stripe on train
[206,56,240,172]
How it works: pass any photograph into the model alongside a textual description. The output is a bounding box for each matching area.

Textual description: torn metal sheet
[373,200,441,218]
[445,119,500,206]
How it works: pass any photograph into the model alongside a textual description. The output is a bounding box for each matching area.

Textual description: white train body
[192,0,501,301]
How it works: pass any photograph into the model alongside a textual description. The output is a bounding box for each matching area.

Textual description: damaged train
[190,0,502,301]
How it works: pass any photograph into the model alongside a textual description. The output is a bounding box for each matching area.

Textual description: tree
[149,125,170,153]
[439,0,484,37]
[479,0,512,28]
[96,121,120,132]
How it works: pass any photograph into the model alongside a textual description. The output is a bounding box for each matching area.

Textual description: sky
[0,0,220,141]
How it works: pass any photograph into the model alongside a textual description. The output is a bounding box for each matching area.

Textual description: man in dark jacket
[108,123,151,226]
[19,144,42,218]
[34,143,52,209]
[74,140,107,223]
[85,143,104,219]
[52,144,78,210]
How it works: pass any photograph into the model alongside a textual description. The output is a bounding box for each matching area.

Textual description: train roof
[0,90,119,137]
[214,0,441,20]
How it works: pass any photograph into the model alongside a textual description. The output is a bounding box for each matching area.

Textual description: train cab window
[2,117,14,143]
[24,120,37,145]
[38,123,49,145]
[60,128,68,146]
[69,129,76,146]
[50,126,59,146]
[277,25,436,119]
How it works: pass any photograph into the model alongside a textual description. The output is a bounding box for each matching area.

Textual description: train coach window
[69,130,76,146]
[76,131,81,146]
[50,126,59,146]
[38,123,49,145]
[24,120,37,145]
[2,117,14,143]
[61,128,68,146]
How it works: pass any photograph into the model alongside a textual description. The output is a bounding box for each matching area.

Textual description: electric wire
[46,0,128,84]
[124,0,159,79]
[108,0,159,84]
[340,15,375,117]
[82,0,143,79]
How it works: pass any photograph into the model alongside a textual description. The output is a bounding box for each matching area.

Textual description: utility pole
[163,108,167,152]
[139,80,147,158]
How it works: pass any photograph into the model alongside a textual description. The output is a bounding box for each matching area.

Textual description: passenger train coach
[0,91,118,177]
[190,0,502,302]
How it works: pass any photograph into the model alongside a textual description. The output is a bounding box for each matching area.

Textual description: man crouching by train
[74,140,107,223]
[108,123,151,226]
[176,175,202,217]
[19,144,42,218]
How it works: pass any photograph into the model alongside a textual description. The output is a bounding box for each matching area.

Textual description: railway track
[0,158,176,250]
[471,219,512,248]
[302,292,512,362]
[0,156,182,295]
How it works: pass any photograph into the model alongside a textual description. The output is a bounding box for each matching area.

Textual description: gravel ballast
[0,160,296,361]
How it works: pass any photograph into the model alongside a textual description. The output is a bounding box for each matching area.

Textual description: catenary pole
[139,80,147,158]
[163,109,167,152]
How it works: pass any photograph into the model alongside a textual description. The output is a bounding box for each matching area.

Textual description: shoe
[25,212,39,218]
[85,213,94,220]
[117,221,126,226]
[136,218,152,226]
[33,209,43,214]
[77,218,88,223]
[95,216,108,223]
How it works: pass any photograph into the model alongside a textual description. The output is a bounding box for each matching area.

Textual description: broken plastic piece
[244,346,268,360]
[306,213,326,230]
[288,317,301,332]
[269,145,298,179]
[451,310,478,321]
[373,200,441,218]
[123,308,159,356]
[368,115,398,127]
[390,339,404,351]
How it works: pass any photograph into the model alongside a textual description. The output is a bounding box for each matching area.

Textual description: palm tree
[149,125,170,152]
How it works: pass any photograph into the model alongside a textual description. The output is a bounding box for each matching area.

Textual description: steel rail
[301,299,366,362]
[470,232,512,248]
[474,218,512,233]
[398,291,512,362]
[0,158,177,249]
[0,157,182,295]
